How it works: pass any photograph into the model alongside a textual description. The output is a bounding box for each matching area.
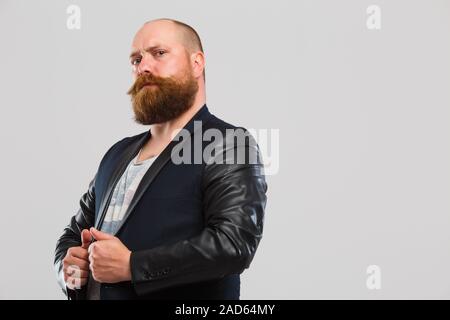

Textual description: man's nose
[136,53,155,75]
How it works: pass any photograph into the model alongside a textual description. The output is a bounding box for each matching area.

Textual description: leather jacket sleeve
[130,131,268,296]
[53,174,97,299]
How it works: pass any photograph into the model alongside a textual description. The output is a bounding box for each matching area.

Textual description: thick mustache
[127,75,160,95]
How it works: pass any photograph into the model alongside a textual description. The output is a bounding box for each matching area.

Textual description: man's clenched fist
[62,229,91,290]
[87,227,132,283]
[62,227,132,290]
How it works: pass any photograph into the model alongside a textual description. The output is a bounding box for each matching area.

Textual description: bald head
[145,18,204,55]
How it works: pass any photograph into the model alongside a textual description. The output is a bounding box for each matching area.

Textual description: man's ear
[191,51,205,79]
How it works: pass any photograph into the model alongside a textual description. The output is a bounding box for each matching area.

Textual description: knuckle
[67,265,78,276]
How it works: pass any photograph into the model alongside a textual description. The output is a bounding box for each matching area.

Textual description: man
[54,18,267,300]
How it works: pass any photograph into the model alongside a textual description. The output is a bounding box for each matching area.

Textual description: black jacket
[54,104,268,299]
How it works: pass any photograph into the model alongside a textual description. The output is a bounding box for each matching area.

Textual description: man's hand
[88,227,132,283]
[62,229,91,290]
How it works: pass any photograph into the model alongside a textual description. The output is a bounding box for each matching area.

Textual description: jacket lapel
[95,104,213,235]
[94,131,150,229]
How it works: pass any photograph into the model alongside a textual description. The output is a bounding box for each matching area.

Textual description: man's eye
[131,57,141,65]
[155,50,166,57]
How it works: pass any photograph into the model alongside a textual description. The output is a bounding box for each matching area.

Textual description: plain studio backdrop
[0,0,449,299]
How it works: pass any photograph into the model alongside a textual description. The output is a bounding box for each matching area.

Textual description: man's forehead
[131,21,181,50]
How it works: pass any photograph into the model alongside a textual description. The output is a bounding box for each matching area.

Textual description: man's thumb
[81,229,92,249]
[90,227,114,241]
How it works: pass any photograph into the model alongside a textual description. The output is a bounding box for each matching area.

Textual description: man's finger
[90,227,114,241]
[66,276,88,290]
[81,229,92,249]
[63,256,89,272]
[69,246,89,260]
[66,266,89,278]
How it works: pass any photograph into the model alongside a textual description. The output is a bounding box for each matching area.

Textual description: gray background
[0,0,449,299]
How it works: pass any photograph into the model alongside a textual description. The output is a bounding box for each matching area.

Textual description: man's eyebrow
[129,45,164,59]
